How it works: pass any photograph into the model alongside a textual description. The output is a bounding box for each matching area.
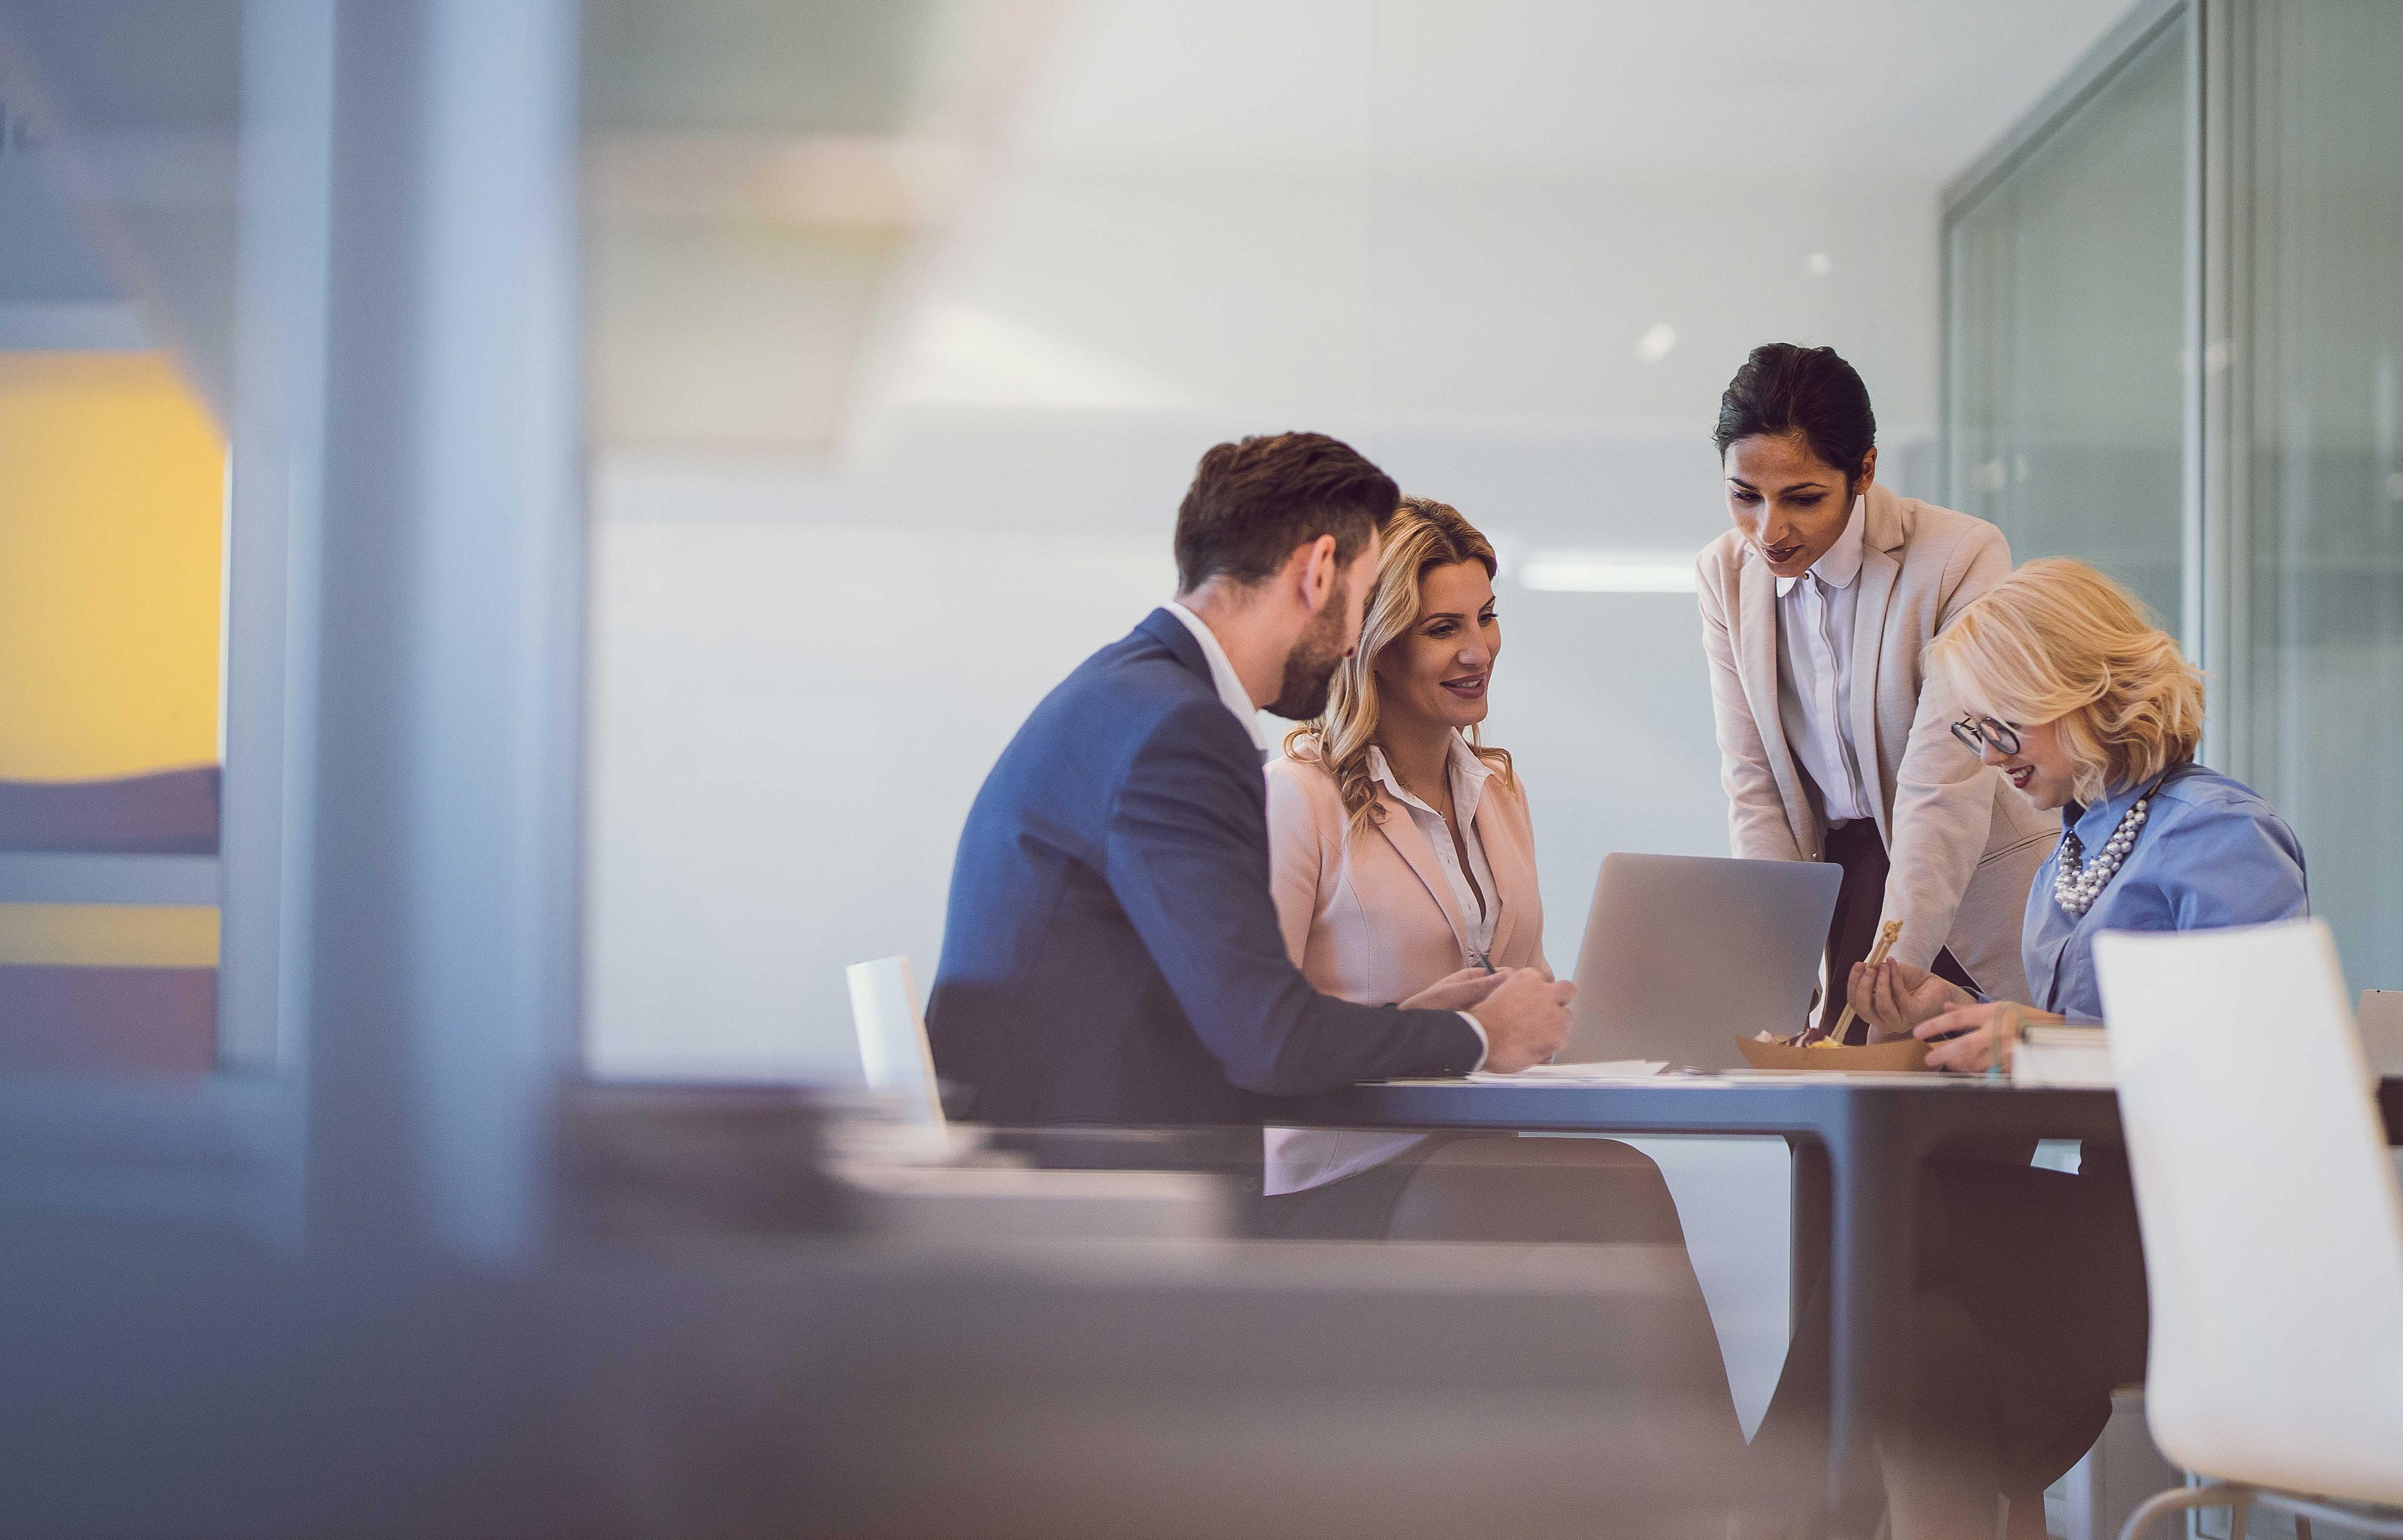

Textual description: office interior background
[1,1,2399,1534]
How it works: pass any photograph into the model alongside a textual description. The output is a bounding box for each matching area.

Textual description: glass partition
[1944,11,2191,635]
[2235,0,2403,992]
[1946,0,2403,995]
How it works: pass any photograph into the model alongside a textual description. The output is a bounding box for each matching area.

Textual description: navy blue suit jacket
[926,608,1484,1130]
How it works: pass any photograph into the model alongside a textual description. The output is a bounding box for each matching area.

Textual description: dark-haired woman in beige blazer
[1696,344,2054,1038]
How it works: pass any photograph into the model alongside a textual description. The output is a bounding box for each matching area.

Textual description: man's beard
[1267,584,1351,720]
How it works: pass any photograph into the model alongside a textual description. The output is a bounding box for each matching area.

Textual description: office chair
[844,954,946,1130]
[2093,920,2403,1539]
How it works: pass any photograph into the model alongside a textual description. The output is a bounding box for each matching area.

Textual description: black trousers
[1818,819,1978,1040]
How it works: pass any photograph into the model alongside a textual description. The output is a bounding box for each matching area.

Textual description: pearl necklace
[2053,794,2151,917]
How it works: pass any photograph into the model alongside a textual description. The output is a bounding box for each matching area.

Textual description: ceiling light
[1515,551,1698,594]
[1633,323,1677,365]
[1805,251,1833,277]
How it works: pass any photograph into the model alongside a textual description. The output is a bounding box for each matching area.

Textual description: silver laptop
[1561,852,1842,1071]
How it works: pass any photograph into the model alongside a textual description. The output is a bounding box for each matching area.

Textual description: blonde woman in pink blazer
[1255,499,1719,1289]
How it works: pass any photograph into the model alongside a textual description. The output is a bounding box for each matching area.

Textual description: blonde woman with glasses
[1828,557,2308,1536]
[1849,556,2309,1061]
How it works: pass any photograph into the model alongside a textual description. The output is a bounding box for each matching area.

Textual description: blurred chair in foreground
[844,953,1229,1242]
[845,955,946,1130]
[2094,919,2403,1538]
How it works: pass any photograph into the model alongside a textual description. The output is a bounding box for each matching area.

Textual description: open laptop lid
[1561,852,1841,1071]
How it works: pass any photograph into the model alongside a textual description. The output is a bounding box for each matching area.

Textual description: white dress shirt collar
[1774,492,1867,597]
[1365,734,1494,822]
[1163,601,1270,753]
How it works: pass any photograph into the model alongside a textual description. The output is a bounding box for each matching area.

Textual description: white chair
[845,954,946,1130]
[839,954,1229,1239]
[2093,919,2403,1539]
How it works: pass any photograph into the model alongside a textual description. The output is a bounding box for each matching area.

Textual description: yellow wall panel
[0,902,220,967]
[0,352,225,780]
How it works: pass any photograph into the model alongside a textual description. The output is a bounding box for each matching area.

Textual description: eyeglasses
[1951,713,2022,757]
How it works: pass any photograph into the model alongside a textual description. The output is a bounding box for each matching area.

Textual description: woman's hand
[1847,959,1973,1041]
[1912,1001,2066,1073]
[1402,966,1514,1014]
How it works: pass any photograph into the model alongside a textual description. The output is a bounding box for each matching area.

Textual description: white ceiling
[1017,0,2137,179]
[588,0,2151,471]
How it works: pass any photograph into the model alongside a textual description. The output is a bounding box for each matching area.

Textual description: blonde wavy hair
[1927,557,2204,806]
[1282,497,1513,829]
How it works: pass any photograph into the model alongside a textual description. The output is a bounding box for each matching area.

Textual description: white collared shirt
[1772,494,1872,824]
[1366,736,1501,968]
[1164,601,1270,755]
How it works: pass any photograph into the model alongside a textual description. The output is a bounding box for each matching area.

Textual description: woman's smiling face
[1372,559,1499,735]
[1979,715,2081,812]
[1724,431,1873,579]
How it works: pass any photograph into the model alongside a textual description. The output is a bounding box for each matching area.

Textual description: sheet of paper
[1466,1059,1666,1084]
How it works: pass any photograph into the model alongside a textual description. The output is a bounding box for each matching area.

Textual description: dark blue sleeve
[1102,700,1483,1096]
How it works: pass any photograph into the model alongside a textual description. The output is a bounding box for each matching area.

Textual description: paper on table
[1467,1059,1666,1084]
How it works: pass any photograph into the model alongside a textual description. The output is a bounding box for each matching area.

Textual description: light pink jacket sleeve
[1262,755,1337,970]
[1697,548,1807,863]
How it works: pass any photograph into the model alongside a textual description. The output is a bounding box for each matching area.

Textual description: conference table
[1298,1070,2403,1536]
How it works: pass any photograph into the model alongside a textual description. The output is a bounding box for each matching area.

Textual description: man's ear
[1292,534,1340,611]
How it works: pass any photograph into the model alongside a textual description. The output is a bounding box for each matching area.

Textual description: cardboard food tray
[1735,1036,1932,1072]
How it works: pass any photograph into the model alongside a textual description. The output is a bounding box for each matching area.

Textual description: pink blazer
[1263,746,1551,1009]
[1260,743,1549,1195]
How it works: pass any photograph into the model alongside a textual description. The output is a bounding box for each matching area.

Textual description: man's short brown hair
[1173,432,1400,594]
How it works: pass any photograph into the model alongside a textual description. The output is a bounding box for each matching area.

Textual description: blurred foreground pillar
[302,0,583,1263]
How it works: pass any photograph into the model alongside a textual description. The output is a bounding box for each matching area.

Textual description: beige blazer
[1260,744,1549,1195]
[1694,482,2055,1001]
[1263,746,1549,1002]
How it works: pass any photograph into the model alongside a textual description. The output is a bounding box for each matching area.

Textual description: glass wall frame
[1944,0,2403,996]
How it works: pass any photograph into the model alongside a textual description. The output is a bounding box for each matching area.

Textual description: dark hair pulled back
[1713,343,1877,484]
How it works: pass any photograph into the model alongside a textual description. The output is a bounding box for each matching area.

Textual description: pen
[1827,919,1903,1045]
[1471,947,1496,976]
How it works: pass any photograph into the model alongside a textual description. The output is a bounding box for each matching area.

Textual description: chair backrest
[2093,919,2403,1503]
[2360,989,2403,1077]
[845,956,945,1129]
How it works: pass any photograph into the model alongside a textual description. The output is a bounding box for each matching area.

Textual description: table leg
[1788,1136,1829,1332]
[1824,1103,1917,1536]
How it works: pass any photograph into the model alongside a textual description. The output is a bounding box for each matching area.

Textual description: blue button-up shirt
[2024,762,2309,1022]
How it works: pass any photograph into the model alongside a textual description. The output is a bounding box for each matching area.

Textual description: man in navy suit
[927,432,1572,1142]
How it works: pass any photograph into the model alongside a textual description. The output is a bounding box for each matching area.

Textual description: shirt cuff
[1457,1011,1489,1072]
